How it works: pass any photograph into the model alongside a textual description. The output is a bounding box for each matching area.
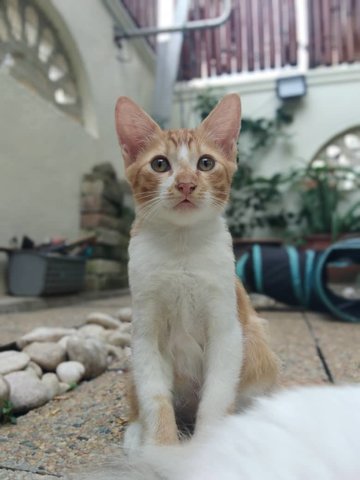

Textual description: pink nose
[176,182,197,196]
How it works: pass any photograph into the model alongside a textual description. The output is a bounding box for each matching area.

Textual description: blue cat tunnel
[236,238,360,322]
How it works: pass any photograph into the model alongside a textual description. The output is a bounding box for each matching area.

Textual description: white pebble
[116,307,132,322]
[56,361,85,385]
[86,312,121,329]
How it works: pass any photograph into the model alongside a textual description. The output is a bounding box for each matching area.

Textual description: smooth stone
[58,335,78,350]
[0,375,10,407]
[5,371,49,413]
[86,312,122,329]
[17,327,77,349]
[123,347,132,371]
[58,382,70,394]
[119,323,132,335]
[23,342,66,371]
[78,324,108,341]
[25,361,43,378]
[116,307,132,322]
[0,351,30,376]
[67,337,108,379]
[107,331,131,348]
[107,345,126,364]
[42,373,61,400]
[106,346,130,370]
[56,361,85,385]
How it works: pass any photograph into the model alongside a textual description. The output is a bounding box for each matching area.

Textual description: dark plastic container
[8,251,86,296]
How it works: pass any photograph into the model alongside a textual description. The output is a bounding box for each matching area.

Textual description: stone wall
[80,163,133,291]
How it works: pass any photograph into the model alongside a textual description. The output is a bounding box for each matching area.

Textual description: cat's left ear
[115,97,162,168]
[198,94,241,159]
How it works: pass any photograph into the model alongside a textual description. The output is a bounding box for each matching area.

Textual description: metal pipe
[114,0,232,39]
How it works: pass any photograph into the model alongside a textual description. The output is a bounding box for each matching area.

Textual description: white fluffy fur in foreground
[76,385,360,480]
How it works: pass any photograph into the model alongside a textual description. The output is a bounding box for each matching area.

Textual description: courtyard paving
[0,294,359,478]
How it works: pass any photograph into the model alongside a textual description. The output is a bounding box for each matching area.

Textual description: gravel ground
[0,294,359,479]
[0,369,129,478]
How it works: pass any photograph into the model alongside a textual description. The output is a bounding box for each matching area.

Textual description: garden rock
[17,327,77,349]
[78,324,108,341]
[42,373,61,400]
[58,334,77,350]
[0,375,10,407]
[5,371,49,413]
[23,342,66,371]
[116,307,132,322]
[119,323,132,335]
[58,382,71,394]
[67,337,107,379]
[56,361,85,385]
[86,312,122,329]
[0,350,30,376]
[107,331,131,348]
[25,361,43,378]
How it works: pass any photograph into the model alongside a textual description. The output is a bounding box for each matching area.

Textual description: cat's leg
[195,302,243,435]
[123,421,143,454]
[130,306,178,446]
[236,315,279,410]
[123,375,143,454]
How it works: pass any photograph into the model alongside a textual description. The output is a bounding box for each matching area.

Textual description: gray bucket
[8,251,86,296]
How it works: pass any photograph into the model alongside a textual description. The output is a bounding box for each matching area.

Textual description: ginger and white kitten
[80,384,360,480]
[114,94,279,449]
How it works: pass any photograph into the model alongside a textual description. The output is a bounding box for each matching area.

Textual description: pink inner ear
[199,94,241,157]
[115,97,161,167]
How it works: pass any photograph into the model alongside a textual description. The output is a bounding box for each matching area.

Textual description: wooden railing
[180,0,298,80]
[119,0,360,80]
[308,0,360,68]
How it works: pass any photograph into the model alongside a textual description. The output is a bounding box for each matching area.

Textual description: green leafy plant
[294,163,360,240]
[1,400,17,425]
[68,382,78,391]
[194,91,360,242]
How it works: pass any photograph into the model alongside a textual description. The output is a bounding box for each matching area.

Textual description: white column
[153,0,190,127]
[295,0,309,73]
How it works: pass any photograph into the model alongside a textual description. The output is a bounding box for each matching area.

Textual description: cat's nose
[176,182,197,196]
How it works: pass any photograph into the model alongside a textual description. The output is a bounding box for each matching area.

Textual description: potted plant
[294,163,360,250]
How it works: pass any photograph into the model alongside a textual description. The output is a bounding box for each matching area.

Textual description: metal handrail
[114,0,232,40]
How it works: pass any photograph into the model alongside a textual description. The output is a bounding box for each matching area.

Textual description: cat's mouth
[174,198,197,211]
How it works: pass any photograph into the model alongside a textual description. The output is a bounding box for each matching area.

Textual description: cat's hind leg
[237,315,280,410]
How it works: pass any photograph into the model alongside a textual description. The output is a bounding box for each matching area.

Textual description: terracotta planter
[300,233,358,252]
[299,234,333,252]
[232,237,283,259]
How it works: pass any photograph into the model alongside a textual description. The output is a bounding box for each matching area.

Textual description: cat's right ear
[115,97,161,168]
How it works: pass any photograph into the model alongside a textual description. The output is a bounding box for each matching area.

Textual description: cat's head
[115,94,241,227]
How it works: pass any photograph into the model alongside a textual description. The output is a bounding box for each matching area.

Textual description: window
[0,0,82,121]
[312,128,360,191]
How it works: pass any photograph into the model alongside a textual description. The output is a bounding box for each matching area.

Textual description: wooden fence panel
[177,0,299,79]
[309,0,360,67]
[119,0,360,80]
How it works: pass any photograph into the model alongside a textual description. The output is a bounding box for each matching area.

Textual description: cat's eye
[197,156,215,171]
[150,156,171,173]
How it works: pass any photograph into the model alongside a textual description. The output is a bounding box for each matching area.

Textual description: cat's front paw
[123,421,143,456]
[151,423,179,446]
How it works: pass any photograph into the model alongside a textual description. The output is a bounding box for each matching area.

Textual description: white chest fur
[128,216,238,382]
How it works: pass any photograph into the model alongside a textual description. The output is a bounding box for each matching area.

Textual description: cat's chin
[159,205,220,228]
[174,199,197,211]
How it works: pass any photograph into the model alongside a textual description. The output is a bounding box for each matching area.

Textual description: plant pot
[232,237,283,260]
[299,234,333,252]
